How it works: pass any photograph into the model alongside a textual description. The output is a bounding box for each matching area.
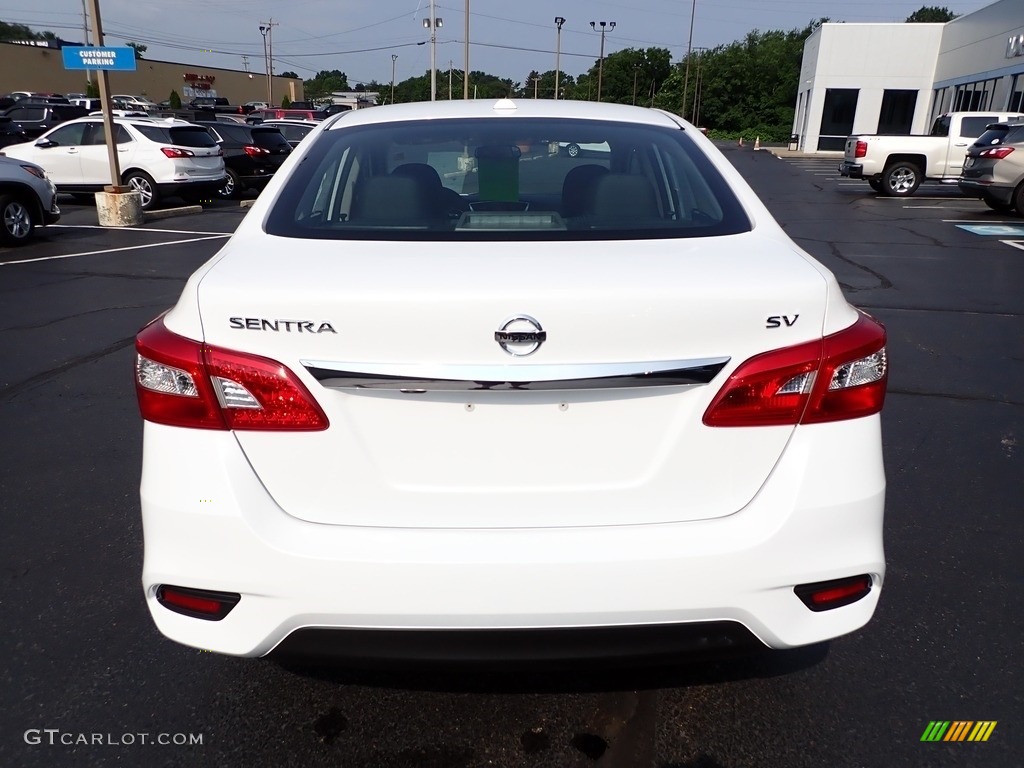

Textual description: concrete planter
[95,190,143,227]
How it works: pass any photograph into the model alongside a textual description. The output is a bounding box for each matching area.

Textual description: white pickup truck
[838,111,1024,196]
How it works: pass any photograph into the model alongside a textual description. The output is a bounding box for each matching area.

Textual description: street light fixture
[423,0,443,101]
[589,21,616,102]
[554,17,566,101]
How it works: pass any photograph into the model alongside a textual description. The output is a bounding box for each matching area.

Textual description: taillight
[854,140,867,159]
[160,147,195,158]
[135,319,329,431]
[243,145,269,157]
[978,146,1014,159]
[703,312,887,427]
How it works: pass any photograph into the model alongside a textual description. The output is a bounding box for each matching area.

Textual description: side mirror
[34,138,57,148]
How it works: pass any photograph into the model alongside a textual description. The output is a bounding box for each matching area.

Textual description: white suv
[1,116,226,209]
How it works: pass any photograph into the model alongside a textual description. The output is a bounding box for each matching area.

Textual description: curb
[143,205,204,221]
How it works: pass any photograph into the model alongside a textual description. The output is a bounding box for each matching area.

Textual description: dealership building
[793,0,1024,152]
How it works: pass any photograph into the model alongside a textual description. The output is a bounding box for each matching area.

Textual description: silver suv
[1,116,226,210]
[959,121,1024,215]
[0,155,59,245]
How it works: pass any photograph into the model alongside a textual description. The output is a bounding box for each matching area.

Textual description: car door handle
[954,142,968,147]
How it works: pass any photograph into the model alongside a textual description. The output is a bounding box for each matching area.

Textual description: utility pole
[464,0,470,99]
[589,21,615,102]
[533,76,540,99]
[554,17,565,100]
[682,0,696,119]
[85,0,122,191]
[449,60,454,100]
[80,0,91,86]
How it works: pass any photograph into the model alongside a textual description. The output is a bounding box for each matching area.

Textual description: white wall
[796,23,943,151]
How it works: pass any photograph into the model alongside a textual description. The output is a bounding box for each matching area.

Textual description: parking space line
[1,235,230,266]
[47,224,232,236]
[1001,240,1024,251]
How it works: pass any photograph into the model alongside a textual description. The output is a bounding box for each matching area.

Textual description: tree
[0,20,42,42]
[169,90,181,108]
[906,6,957,23]
[303,70,350,100]
[126,41,146,60]
[279,71,299,79]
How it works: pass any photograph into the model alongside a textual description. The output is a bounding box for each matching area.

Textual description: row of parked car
[0,110,324,245]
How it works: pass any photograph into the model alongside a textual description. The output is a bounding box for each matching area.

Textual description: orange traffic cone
[738,137,744,147]
[754,136,761,151]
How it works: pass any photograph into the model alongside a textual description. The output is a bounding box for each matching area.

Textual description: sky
[17,1,997,88]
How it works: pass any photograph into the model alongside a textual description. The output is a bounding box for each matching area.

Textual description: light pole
[258,25,271,106]
[589,21,615,102]
[554,16,565,100]
[423,0,443,101]
[391,54,398,104]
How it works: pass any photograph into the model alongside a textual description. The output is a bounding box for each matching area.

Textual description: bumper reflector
[156,585,240,621]
[794,575,872,612]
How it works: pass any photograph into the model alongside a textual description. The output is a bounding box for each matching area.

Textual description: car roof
[325,99,685,131]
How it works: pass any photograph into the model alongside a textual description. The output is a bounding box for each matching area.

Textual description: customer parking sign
[61,46,136,71]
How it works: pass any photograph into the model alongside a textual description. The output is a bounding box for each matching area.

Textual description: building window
[878,90,917,134]
[1010,75,1023,112]
[817,88,859,152]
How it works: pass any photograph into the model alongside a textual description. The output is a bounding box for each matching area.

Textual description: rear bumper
[156,177,227,196]
[838,161,863,179]
[140,417,886,659]
[957,179,1012,205]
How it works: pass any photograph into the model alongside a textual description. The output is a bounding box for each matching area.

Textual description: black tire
[1013,182,1024,218]
[880,162,921,197]
[217,169,240,199]
[123,170,159,210]
[566,143,581,158]
[0,193,34,246]
[981,194,1012,213]
[867,178,883,193]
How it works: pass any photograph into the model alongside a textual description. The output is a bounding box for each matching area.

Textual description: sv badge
[766,314,799,328]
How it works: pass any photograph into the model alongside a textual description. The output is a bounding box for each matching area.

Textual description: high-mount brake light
[703,313,887,427]
[134,319,329,431]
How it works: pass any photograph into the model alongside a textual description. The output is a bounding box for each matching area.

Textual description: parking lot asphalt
[1,165,1022,768]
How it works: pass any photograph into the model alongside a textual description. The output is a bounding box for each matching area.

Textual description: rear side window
[266,117,751,241]
[960,116,997,138]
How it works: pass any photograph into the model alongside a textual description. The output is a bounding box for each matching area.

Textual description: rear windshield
[975,124,1024,146]
[265,117,751,241]
[251,127,291,150]
[134,124,219,148]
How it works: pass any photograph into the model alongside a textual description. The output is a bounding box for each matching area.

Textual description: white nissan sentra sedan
[135,99,887,663]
